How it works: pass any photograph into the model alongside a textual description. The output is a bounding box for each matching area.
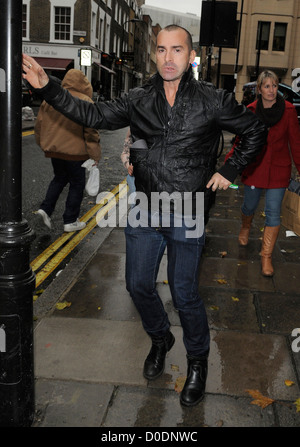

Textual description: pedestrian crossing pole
[0,0,36,426]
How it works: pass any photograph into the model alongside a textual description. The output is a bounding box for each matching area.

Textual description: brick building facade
[22,0,151,99]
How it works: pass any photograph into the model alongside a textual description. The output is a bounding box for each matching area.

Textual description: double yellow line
[31,180,128,288]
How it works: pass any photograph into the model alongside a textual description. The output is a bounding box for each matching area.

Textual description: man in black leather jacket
[23,25,267,407]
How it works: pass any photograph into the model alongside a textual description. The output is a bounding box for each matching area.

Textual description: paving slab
[102,386,276,427]
[201,287,259,332]
[257,292,300,335]
[198,257,276,292]
[207,330,299,401]
[33,379,114,427]
[34,317,149,386]
[203,234,283,262]
[272,263,300,294]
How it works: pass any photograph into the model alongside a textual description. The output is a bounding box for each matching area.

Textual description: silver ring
[28,63,32,69]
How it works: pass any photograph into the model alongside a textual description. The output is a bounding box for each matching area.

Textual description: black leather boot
[143,331,175,380]
[180,355,208,407]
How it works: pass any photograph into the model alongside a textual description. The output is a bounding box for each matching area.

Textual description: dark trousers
[125,213,210,357]
[40,158,85,224]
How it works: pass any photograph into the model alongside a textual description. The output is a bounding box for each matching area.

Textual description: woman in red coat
[226,70,300,276]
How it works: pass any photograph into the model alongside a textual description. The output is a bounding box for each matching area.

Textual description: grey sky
[144,0,202,17]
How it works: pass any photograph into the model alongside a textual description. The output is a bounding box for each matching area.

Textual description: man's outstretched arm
[22,54,129,131]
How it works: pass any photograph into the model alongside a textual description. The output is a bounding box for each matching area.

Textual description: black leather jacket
[41,68,267,216]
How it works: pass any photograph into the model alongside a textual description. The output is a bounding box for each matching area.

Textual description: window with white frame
[55,7,71,40]
[22,0,30,40]
[92,1,99,48]
[50,0,75,43]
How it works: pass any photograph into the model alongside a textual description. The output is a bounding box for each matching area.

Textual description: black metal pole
[0,0,35,427]
[255,21,263,77]
[216,46,222,88]
[206,0,216,82]
[233,0,244,95]
[119,25,125,97]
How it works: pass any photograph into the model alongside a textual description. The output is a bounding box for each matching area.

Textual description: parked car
[242,81,300,123]
[22,79,34,107]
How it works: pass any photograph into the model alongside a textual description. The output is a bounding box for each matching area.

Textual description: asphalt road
[22,124,129,286]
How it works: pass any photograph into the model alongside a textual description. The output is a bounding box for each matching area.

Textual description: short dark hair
[161,24,193,52]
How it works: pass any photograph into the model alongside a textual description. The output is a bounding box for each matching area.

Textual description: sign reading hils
[80,49,92,66]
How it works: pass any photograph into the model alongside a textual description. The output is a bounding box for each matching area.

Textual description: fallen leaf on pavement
[285,380,295,387]
[209,305,219,311]
[217,279,227,284]
[175,376,186,393]
[231,296,239,302]
[171,364,179,372]
[36,288,44,294]
[56,301,71,310]
[294,398,300,412]
[246,389,274,409]
[219,251,227,257]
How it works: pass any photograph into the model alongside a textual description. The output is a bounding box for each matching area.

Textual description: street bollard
[0,0,36,427]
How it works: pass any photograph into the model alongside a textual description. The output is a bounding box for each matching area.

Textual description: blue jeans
[125,213,210,357]
[241,185,286,226]
[127,174,136,208]
[40,158,86,224]
[126,174,136,196]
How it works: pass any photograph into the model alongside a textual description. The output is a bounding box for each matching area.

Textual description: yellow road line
[22,130,35,137]
[23,128,128,287]
[34,182,128,288]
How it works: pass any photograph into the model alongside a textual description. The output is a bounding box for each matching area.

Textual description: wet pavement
[21,121,300,428]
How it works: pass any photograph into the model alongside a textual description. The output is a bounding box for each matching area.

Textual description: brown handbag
[281,178,300,236]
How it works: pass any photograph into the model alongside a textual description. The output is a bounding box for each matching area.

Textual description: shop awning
[34,57,73,70]
[94,62,116,75]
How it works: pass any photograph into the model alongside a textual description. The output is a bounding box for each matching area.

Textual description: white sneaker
[36,209,52,229]
[64,219,86,232]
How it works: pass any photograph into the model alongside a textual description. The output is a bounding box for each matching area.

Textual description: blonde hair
[256,70,279,96]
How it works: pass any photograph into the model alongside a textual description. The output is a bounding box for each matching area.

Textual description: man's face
[156,29,196,83]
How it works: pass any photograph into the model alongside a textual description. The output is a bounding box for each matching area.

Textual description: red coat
[225,100,300,188]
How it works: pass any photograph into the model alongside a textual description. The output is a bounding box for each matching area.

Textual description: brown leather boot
[238,213,254,246]
[261,225,280,276]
